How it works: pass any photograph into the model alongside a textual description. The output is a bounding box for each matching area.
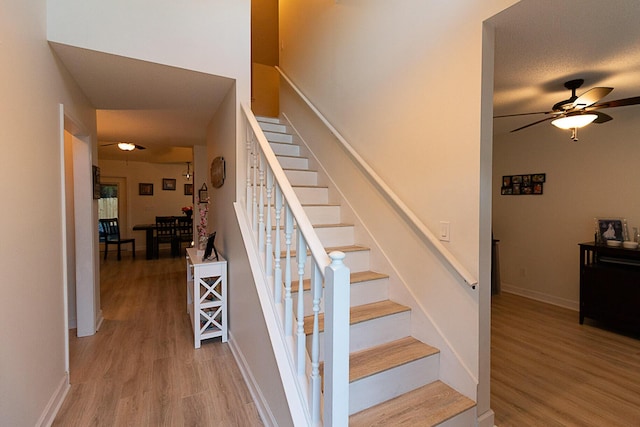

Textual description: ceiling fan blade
[589,96,640,110]
[572,87,613,109]
[593,111,613,124]
[134,144,147,150]
[510,116,555,133]
[494,111,552,118]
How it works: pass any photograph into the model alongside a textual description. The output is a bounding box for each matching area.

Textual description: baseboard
[500,283,579,311]
[227,332,277,427]
[477,408,495,427]
[96,309,104,331]
[36,372,69,427]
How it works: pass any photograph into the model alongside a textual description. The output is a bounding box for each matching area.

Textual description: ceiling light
[182,162,192,181]
[551,113,597,130]
[117,142,136,151]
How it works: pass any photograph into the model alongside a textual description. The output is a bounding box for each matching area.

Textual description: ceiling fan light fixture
[551,113,597,130]
[117,142,136,151]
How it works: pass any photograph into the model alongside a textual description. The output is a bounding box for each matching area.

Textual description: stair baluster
[296,232,308,375]
[284,204,294,336]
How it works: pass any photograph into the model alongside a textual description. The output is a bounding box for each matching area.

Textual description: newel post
[323,251,350,426]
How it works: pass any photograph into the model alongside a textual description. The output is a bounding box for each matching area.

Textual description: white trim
[500,283,579,311]
[58,104,70,374]
[275,67,477,289]
[233,202,312,426]
[36,373,69,427]
[227,332,276,427]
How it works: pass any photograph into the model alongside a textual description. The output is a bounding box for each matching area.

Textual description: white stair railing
[240,103,351,426]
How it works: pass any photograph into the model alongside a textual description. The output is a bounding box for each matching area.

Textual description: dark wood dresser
[579,242,640,333]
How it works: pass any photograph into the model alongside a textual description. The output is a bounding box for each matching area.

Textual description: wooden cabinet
[186,247,227,348]
[579,242,640,333]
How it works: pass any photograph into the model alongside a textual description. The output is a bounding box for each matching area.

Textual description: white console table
[186,247,227,348]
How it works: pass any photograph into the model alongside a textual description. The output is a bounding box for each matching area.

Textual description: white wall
[208,86,293,426]
[98,160,195,249]
[279,0,518,421]
[0,2,96,425]
[493,106,640,308]
[47,0,250,81]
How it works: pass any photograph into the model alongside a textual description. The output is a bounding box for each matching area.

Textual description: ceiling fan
[100,142,147,151]
[495,79,640,141]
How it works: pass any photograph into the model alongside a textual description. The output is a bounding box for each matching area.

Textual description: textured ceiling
[52,1,640,156]
[491,0,640,136]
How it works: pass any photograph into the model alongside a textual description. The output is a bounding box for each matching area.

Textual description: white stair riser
[259,122,287,133]
[293,277,389,314]
[302,205,341,225]
[262,204,341,226]
[349,356,440,415]
[293,187,328,204]
[272,249,370,280]
[256,116,281,124]
[270,142,300,156]
[271,226,354,249]
[312,312,411,361]
[277,155,309,169]
[284,169,318,186]
[264,131,293,143]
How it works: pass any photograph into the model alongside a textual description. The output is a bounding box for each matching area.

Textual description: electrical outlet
[439,221,450,242]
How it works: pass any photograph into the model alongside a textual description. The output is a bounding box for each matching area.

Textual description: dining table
[132,223,156,259]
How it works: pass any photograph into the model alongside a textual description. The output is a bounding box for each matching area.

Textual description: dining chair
[155,216,177,258]
[176,216,193,256]
[99,218,135,261]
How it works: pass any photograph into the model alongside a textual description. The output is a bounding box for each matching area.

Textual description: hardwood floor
[492,292,640,426]
[53,254,263,427]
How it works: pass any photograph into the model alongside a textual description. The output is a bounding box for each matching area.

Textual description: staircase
[257,116,476,426]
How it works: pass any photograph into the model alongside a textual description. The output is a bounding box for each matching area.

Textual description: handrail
[242,103,331,271]
[275,66,478,289]
[239,103,351,426]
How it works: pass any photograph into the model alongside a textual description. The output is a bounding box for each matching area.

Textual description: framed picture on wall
[184,183,193,196]
[162,178,176,191]
[139,183,153,196]
[92,165,101,199]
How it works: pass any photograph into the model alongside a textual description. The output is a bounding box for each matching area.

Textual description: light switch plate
[439,221,450,242]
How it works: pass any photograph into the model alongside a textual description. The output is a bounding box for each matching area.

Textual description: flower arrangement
[181,206,193,213]
[196,194,209,249]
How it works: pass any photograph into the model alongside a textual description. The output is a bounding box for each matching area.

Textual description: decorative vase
[185,210,192,219]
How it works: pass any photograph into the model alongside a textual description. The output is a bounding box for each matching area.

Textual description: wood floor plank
[53,256,263,426]
[492,292,640,426]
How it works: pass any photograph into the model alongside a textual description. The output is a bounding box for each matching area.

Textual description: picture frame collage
[501,173,545,195]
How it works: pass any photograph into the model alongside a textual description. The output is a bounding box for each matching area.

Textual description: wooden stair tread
[349,380,476,426]
[272,222,353,230]
[280,244,369,258]
[296,270,388,292]
[283,167,317,172]
[292,184,328,189]
[349,337,439,382]
[303,300,410,335]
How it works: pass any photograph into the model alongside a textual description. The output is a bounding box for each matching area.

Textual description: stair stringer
[279,112,479,402]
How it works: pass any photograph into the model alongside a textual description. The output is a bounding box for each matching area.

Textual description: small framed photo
[184,183,193,196]
[533,183,543,194]
[502,176,511,187]
[139,183,153,196]
[595,218,628,243]
[163,178,176,191]
[198,183,209,204]
[512,175,522,184]
[532,174,546,183]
